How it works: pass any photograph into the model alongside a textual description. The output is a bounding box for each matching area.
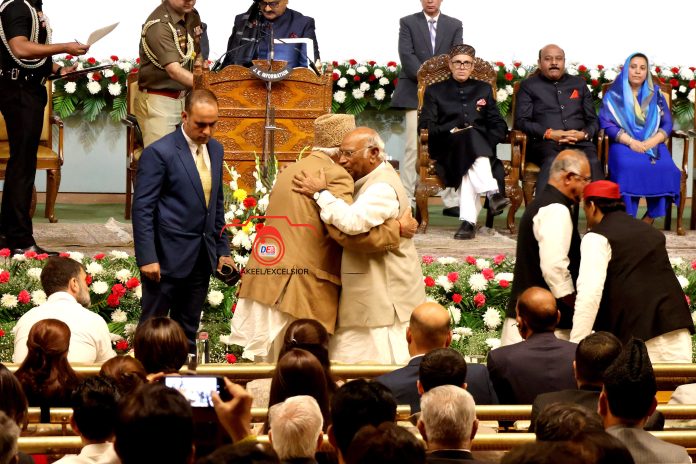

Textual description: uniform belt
[0,68,47,85]
[139,87,187,99]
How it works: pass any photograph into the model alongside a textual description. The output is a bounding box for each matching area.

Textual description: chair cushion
[0,142,59,163]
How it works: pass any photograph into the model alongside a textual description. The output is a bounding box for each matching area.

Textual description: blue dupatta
[603,53,661,159]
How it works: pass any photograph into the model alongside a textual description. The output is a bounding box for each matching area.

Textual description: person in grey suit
[390,0,463,205]
[600,339,691,464]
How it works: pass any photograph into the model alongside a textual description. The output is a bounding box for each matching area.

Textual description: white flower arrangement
[27,267,43,280]
[374,88,386,101]
[11,255,27,262]
[436,257,458,265]
[373,68,384,78]
[207,290,224,307]
[486,338,502,350]
[31,290,47,305]
[87,81,101,95]
[1,294,18,308]
[356,65,368,74]
[435,275,453,292]
[496,88,509,103]
[64,82,77,94]
[468,273,488,292]
[67,251,85,262]
[359,82,370,92]
[111,309,128,323]
[453,326,473,337]
[337,77,348,88]
[483,307,502,329]
[85,262,104,276]
[91,281,109,295]
[110,250,129,260]
[333,90,347,104]
[475,259,491,270]
[448,305,462,324]
[352,89,365,100]
[678,275,690,289]
[107,82,122,96]
[494,272,514,282]
[115,269,132,283]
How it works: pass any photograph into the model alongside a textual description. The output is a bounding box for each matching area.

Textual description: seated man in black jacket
[419,44,509,239]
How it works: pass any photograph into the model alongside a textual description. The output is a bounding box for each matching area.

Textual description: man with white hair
[293,127,426,364]
[0,411,19,464]
[268,396,323,464]
[417,385,484,463]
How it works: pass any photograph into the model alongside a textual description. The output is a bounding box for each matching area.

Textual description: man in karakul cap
[570,180,694,362]
[418,43,510,239]
[600,339,691,463]
[229,114,416,362]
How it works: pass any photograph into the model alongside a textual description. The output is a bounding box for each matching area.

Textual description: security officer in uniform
[136,0,202,148]
[419,44,510,240]
[0,0,88,254]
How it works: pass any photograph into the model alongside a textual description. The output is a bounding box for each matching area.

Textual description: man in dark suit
[391,0,462,205]
[514,43,603,193]
[222,0,319,69]
[487,287,577,404]
[132,89,234,351]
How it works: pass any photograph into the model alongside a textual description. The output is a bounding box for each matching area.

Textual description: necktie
[195,145,212,207]
[428,19,437,54]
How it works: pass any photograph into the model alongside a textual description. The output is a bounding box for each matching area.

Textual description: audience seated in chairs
[268,396,324,464]
[534,403,604,442]
[0,411,20,464]
[502,431,635,464]
[54,377,120,464]
[199,441,280,464]
[14,319,80,421]
[99,355,148,397]
[0,365,31,464]
[133,316,189,378]
[345,422,425,464]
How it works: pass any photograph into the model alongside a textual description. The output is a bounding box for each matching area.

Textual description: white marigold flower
[207,290,224,307]
[86,72,94,81]
[486,338,502,350]
[436,257,458,265]
[241,235,253,251]
[505,85,513,94]
[231,233,246,248]
[680,67,695,81]
[387,65,397,72]
[689,89,695,104]
[476,258,491,270]
[85,262,104,276]
[346,68,356,76]
[692,312,696,325]
[359,82,370,92]
[91,281,109,295]
[117,61,132,73]
[661,68,673,78]
[27,267,43,280]
[448,305,461,324]
[87,81,101,95]
[454,326,473,337]
[567,66,579,76]
[1,294,18,308]
[495,272,514,282]
[107,82,122,96]
[111,309,128,323]
[68,251,85,262]
[337,77,348,88]
[124,323,138,336]
[374,88,386,101]
[379,77,389,86]
[598,91,603,99]
[604,69,618,81]
[115,269,132,283]
[451,333,462,343]
[670,257,685,267]
[425,296,438,303]
[224,211,236,223]
[589,69,600,80]
[64,82,77,94]
[134,285,142,300]
[76,62,84,71]
[258,194,270,213]
[333,69,341,78]
[12,254,27,262]
[356,65,368,74]
[234,254,249,267]
[468,273,488,292]
[103,69,114,78]
[680,85,687,94]
[496,88,509,103]
[517,67,527,77]
[352,89,365,100]
[373,68,384,78]
[677,275,689,289]
[435,275,453,292]
[31,290,47,305]
[483,307,502,329]
[333,90,347,104]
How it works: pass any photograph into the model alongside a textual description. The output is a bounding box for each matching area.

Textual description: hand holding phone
[211,377,254,442]
[164,375,229,408]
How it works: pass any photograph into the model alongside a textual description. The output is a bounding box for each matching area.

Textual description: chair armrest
[122,114,138,128]
[688,129,696,138]
[673,130,689,139]
[49,115,64,128]
[509,129,527,175]
[50,113,64,164]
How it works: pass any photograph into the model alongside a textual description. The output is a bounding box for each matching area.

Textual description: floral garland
[329,59,400,114]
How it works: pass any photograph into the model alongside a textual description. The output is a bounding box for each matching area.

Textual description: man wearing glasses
[222,0,319,68]
[503,150,591,346]
[419,44,510,239]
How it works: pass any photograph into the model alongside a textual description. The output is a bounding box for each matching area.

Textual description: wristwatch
[584,132,590,141]
[313,189,327,201]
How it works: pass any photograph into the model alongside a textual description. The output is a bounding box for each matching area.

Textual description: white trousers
[330,319,410,365]
[400,110,419,203]
[459,157,500,223]
[645,329,692,363]
[228,298,296,362]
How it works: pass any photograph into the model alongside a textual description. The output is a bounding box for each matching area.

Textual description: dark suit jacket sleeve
[419,86,455,136]
[221,16,243,68]
[483,84,508,147]
[303,17,319,61]
[514,81,546,138]
[486,351,514,404]
[451,20,463,47]
[581,84,599,139]
[397,17,422,81]
[132,144,167,267]
[213,143,231,258]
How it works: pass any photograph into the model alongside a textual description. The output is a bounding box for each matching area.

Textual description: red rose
[671,67,680,75]
[243,197,257,208]
[94,253,106,260]
[473,292,486,308]
[655,66,662,73]
[130,68,138,75]
[387,61,397,67]
[691,260,696,270]
[452,293,463,304]
[332,72,339,81]
[18,290,30,304]
[59,252,71,258]
[110,75,119,83]
[231,303,237,313]
[369,75,376,81]
[466,256,476,265]
[111,283,127,297]
[422,255,435,264]
[126,277,140,289]
[87,57,96,64]
[65,54,74,60]
[447,272,459,283]
[255,223,264,232]
[495,61,505,67]
[424,276,435,287]
[85,274,93,285]
[92,72,102,81]
[107,293,120,307]
[689,80,696,89]
[110,55,119,61]
[499,279,510,288]
[670,78,679,88]
[597,64,604,70]
[482,268,495,280]
[226,353,238,364]
[686,295,691,306]
[36,253,48,261]
[0,248,10,257]
[349,59,357,66]
[513,61,521,68]
[332,61,339,67]
[393,78,398,86]
[493,254,505,265]
[368,60,376,66]
[658,77,666,84]
[116,339,129,351]
[504,73,513,81]
[690,67,696,72]
[135,58,141,64]
[24,250,37,259]
[353,76,361,82]
[578,65,587,72]
[0,271,9,284]
[0,329,4,337]
[591,79,599,87]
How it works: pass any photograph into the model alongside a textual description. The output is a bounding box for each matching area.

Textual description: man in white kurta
[293,127,426,364]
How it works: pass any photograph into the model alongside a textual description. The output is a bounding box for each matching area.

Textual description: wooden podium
[194,61,334,189]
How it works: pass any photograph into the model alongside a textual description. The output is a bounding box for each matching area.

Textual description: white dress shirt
[12,292,117,364]
[54,442,119,464]
[533,203,576,298]
[315,163,400,235]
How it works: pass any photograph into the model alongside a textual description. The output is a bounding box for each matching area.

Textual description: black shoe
[454,221,476,240]
[488,193,510,216]
[442,207,460,217]
[11,244,59,257]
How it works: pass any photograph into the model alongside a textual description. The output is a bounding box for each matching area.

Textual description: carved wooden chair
[599,80,689,235]
[0,82,63,223]
[415,55,524,234]
[122,73,144,220]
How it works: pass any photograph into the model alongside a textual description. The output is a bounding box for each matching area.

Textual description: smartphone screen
[164,376,220,408]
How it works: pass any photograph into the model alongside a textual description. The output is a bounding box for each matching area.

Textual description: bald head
[339,127,387,180]
[516,287,559,336]
[408,303,452,354]
[538,43,566,81]
[548,149,591,203]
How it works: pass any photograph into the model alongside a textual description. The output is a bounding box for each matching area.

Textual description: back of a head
[330,379,397,455]
[345,422,425,464]
[409,303,452,352]
[40,256,84,296]
[199,441,279,464]
[549,149,589,182]
[419,385,476,448]
[419,348,467,392]
[575,332,622,385]
[504,431,634,464]
[114,383,194,464]
[99,355,147,396]
[71,377,120,442]
[279,319,334,391]
[133,317,189,374]
[516,287,559,333]
[0,411,19,464]
[535,403,603,441]
[0,363,28,428]
[603,339,657,422]
[268,395,323,460]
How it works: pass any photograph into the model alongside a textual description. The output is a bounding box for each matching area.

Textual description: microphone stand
[262,23,277,187]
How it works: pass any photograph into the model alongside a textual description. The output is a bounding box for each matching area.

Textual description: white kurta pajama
[439,157,500,223]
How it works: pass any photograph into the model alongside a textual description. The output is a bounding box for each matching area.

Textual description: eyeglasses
[451,60,473,69]
[338,145,374,159]
[260,0,282,8]
[563,169,591,183]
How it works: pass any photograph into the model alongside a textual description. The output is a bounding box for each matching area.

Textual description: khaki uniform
[135,3,201,147]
